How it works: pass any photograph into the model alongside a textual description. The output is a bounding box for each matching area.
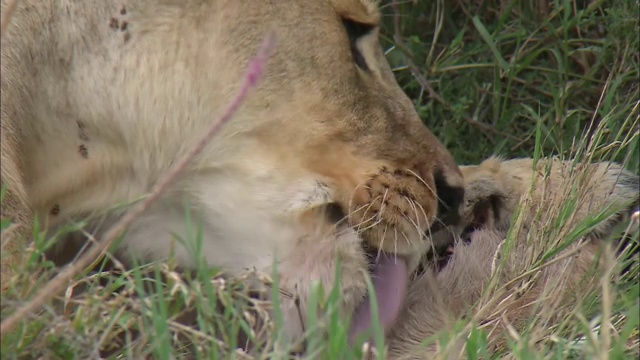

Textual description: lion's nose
[432,167,464,229]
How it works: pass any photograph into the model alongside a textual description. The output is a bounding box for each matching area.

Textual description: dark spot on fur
[389,203,405,217]
[120,21,128,31]
[124,32,131,43]
[109,17,119,30]
[50,204,60,216]
[397,188,412,199]
[79,144,89,158]
[120,6,127,15]
[77,120,89,141]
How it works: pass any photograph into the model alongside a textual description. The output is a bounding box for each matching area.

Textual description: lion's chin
[347,253,408,345]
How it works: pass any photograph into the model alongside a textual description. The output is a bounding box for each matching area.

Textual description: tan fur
[387,157,639,359]
[0,0,465,344]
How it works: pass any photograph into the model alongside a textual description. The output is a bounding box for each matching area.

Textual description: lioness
[0,0,465,344]
[386,157,639,359]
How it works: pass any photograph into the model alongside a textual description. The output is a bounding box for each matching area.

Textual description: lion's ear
[466,194,502,230]
[459,176,506,241]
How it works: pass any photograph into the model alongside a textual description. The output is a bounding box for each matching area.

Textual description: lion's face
[164,0,464,343]
[223,0,465,250]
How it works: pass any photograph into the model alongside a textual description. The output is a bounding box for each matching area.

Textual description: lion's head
[1,0,464,346]
[185,0,466,344]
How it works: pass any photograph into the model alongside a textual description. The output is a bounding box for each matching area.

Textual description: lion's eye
[341,18,373,71]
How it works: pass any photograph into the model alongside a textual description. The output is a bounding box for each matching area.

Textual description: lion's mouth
[347,245,409,345]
